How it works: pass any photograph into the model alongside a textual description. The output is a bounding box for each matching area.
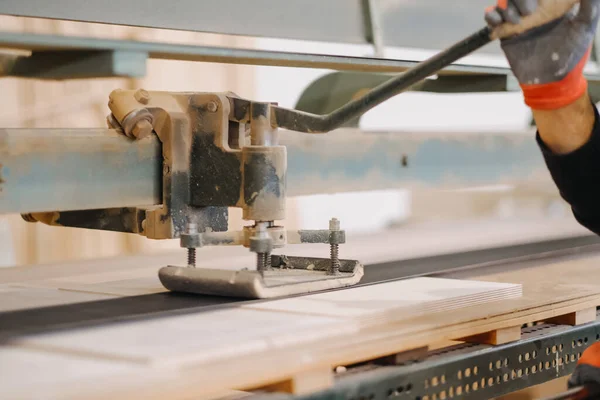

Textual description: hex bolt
[134,89,151,105]
[249,222,273,275]
[207,101,219,112]
[131,119,153,140]
[180,222,200,268]
[329,218,341,275]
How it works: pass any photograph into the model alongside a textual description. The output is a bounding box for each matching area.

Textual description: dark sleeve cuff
[536,102,600,235]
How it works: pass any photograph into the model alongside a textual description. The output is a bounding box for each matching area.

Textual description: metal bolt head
[134,89,151,105]
[329,218,340,231]
[181,223,201,248]
[207,101,219,112]
[249,236,273,254]
[180,233,202,249]
[131,119,153,140]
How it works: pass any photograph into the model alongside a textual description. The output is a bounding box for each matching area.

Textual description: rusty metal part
[107,90,236,239]
[242,145,286,221]
[130,119,153,139]
[119,108,154,139]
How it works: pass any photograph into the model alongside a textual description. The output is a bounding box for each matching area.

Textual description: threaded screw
[330,243,340,275]
[257,252,266,272]
[183,222,199,268]
[257,252,271,272]
[329,218,341,275]
[188,248,196,268]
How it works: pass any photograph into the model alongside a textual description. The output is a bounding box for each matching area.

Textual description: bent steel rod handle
[271,0,579,134]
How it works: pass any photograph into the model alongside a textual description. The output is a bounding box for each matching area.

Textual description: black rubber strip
[1,235,599,343]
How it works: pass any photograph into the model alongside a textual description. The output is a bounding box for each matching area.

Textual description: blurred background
[0,14,580,269]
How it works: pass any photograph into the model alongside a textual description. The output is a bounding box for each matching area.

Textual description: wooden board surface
[245,277,521,319]
[0,217,590,305]
[0,221,598,399]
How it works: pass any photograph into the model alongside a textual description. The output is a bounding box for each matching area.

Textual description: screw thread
[257,252,272,273]
[330,243,340,275]
[187,248,196,267]
[257,253,266,272]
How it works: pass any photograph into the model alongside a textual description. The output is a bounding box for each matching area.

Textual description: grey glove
[485,0,600,109]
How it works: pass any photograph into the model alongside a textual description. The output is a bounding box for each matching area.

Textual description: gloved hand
[485,0,600,109]
[569,342,600,397]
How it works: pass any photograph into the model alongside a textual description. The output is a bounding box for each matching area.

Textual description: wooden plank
[5,277,521,398]
[259,367,333,395]
[4,239,600,398]
[0,346,144,399]
[15,308,352,366]
[460,325,522,345]
[244,278,521,320]
[545,307,597,326]
[373,346,429,365]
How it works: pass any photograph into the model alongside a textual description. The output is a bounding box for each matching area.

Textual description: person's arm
[533,92,595,155]
[486,0,600,234]
[535,95,600,234]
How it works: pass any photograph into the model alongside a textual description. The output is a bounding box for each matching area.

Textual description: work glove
[485,0,600,109]
[569,342,600,397]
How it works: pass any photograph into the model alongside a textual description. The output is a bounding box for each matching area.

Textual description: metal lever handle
[271,0,580,134]
[271,27,493,133]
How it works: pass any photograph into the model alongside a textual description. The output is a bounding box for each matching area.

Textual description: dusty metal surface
[0,126,547,215]
[0,128,161,213]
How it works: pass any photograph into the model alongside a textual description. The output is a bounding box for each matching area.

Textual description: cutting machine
[5,2,600,400]
[0,0,590,299]
[11,24,500,299]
